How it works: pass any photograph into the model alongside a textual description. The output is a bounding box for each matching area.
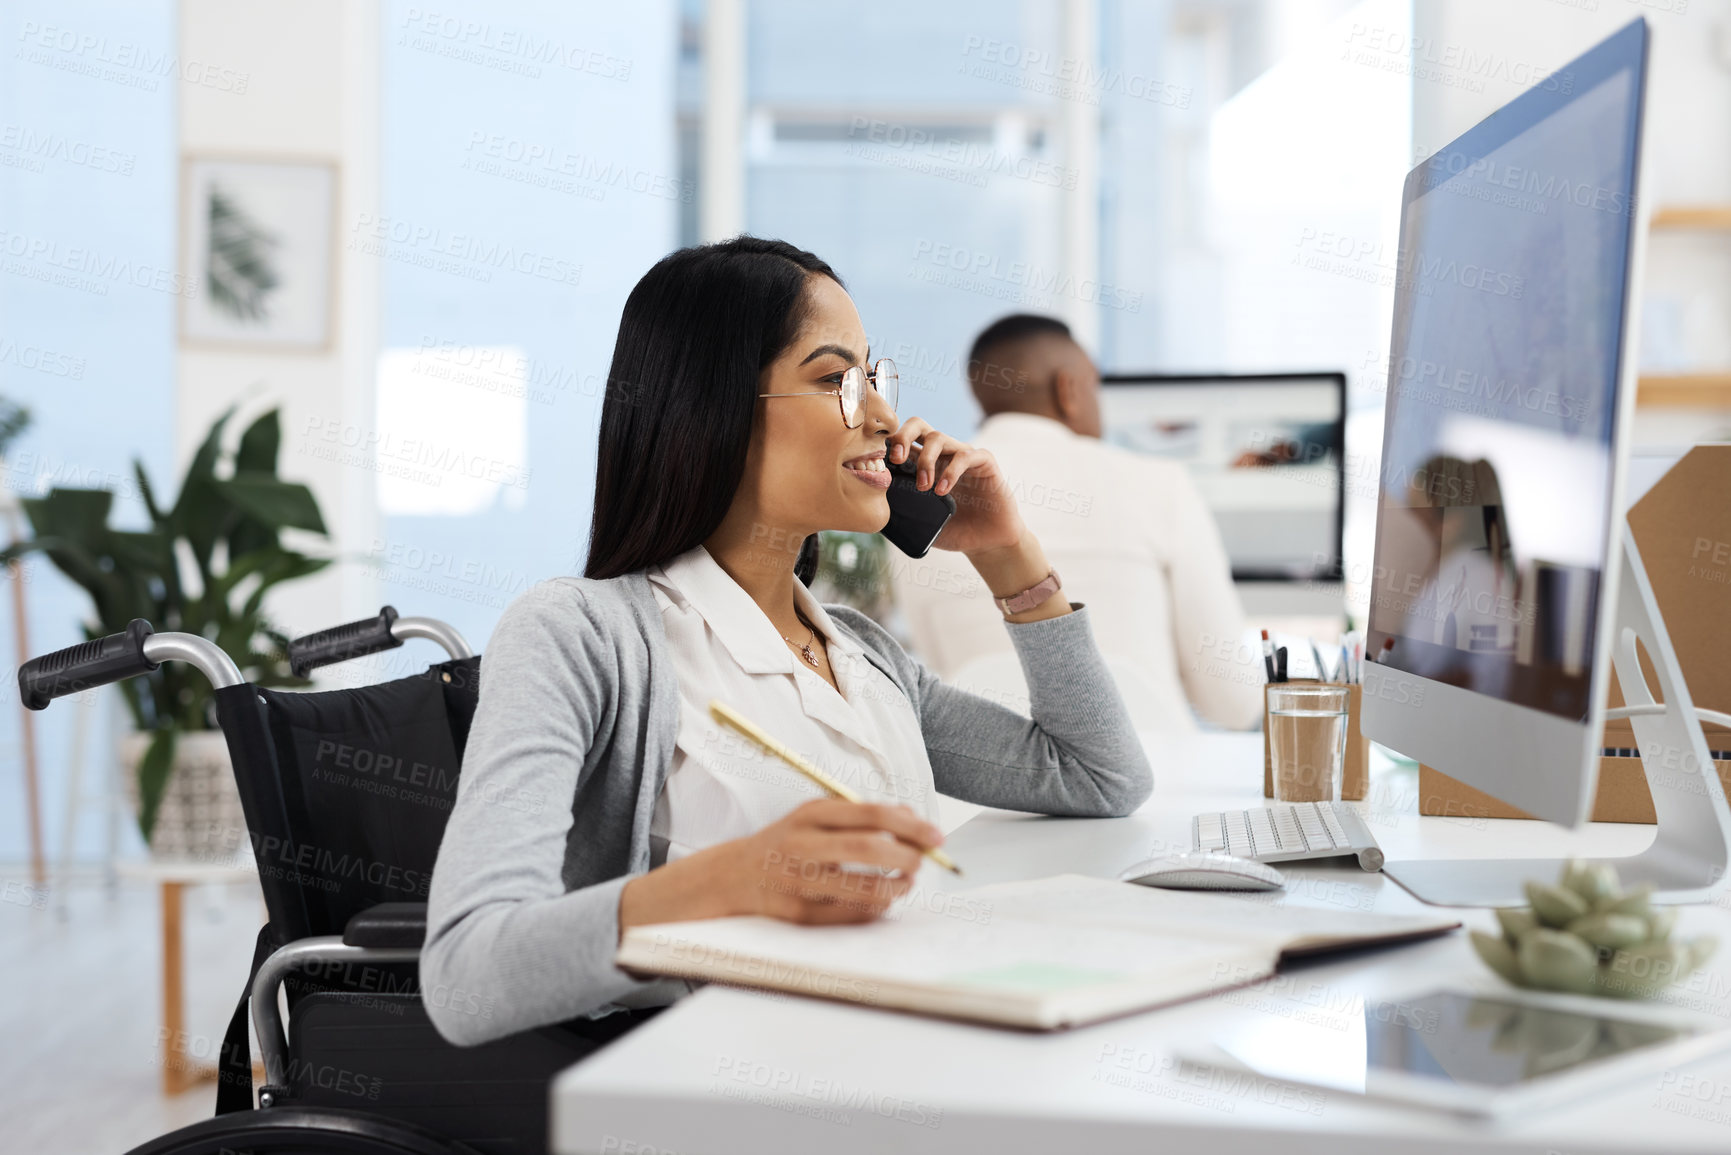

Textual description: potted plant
[811,530,905,632]
[5,406,329,858]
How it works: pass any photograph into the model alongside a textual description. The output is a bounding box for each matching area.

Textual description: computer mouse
[1118,851,1286,892]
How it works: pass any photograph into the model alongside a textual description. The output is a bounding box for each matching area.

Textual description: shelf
[1637,373,1731,408]
[1650,206,1731,230]
[1641,209,1731,408]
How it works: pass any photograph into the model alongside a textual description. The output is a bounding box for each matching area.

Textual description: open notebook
[615,874,1461,1030]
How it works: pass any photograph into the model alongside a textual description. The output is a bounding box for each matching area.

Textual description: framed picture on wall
[180,156,338,350]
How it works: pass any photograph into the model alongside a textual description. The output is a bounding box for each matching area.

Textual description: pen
[1275,646,1288,683]
[1339,642,1351,685]
[1309,640,1327,683]
[1260,629,1276,683]
[708,699,963,876]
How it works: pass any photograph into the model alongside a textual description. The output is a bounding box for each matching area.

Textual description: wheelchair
[20,607,654,1155]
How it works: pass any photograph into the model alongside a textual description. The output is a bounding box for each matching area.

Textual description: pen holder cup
[1262,680,1367,802]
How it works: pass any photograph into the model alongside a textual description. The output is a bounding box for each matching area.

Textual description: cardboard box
[1263,680,1368,801]
[1418,757,1731,823]
[1420,445,1731,822]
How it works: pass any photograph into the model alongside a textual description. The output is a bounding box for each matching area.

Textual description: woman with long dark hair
[422,237,1152,1045]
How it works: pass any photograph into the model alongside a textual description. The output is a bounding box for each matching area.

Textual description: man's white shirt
[890,412,1261,733]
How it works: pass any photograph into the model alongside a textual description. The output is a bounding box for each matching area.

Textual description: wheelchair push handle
[18,619,159,710]
[288,606,403,677]
[19,622,246,709]
[288,607,475,676]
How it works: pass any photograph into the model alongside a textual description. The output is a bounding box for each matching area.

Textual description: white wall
[177,0,379,635]
[1413,0,1731,193]
[1413,0,1731,448]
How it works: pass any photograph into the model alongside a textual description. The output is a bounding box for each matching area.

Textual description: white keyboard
[1192,801,1384,871]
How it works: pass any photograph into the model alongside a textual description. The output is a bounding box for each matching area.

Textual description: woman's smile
[842,450,891,490]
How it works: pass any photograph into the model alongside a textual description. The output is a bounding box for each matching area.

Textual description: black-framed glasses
[759,358,898,429]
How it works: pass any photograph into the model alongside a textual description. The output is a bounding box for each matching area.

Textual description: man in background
[891,314,1262,733]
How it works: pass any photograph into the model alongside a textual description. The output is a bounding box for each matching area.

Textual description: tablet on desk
[1180,987,1731,1120]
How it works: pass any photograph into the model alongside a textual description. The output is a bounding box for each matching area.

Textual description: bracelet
[994,568,1062,617]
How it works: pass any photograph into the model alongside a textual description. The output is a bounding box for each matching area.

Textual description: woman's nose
[866,379,898,431]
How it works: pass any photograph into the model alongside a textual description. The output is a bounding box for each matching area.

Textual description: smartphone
[881,455,957,558]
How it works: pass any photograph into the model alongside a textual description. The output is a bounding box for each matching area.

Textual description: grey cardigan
[421,572,1153,1045]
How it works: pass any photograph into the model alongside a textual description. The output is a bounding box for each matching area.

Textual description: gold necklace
[782,618,822,668]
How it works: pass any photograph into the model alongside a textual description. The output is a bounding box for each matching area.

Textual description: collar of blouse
[654,544,900,761]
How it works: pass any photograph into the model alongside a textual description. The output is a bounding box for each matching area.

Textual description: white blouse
[645,544,940,867]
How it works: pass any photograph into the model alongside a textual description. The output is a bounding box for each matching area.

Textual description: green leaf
[212,476,327,535]
[235,409,282,476]
[5,535,134,628]
[205,544,287,603]
[18,492,158,627]
[134,460,166,527]
[0,398,30,456]
[135,728,178,844]
[256,550,331,587]
[227,520,270,561]
[21,488,113,543]
[229,415,288,556]
[108,529,173,575]
[12,402,328,716]
[240,553,330,620]
[177,407,234,498]
[171,408,236,572]
[174,478,226,578]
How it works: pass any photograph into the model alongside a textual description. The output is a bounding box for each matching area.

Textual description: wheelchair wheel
[122,1106,483,1155]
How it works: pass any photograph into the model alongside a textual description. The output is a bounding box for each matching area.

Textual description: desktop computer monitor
[1098,373,1345,581]
[1360,20,1677,899]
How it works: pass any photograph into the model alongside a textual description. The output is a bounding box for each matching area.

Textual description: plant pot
[119,731,249,863]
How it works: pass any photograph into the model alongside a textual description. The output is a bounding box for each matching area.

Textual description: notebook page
[617,875,1455,1027]
[622,896,1271,1008]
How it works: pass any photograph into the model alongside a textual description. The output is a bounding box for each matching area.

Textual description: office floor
[2,872,263,1154]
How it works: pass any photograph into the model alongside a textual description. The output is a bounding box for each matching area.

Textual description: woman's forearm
[965,528,1072,624]
[616,800,943,939]
[618,847,745,934]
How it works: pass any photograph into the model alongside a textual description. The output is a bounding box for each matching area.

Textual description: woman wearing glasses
[422,237,1152,1046]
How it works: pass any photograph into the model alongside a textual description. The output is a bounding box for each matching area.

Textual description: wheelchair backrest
[214,655,481,941]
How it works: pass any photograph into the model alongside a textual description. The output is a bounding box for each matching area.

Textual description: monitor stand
[1382,525,1731,908]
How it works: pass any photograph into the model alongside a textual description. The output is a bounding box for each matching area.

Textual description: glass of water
[1267,684,1351,804]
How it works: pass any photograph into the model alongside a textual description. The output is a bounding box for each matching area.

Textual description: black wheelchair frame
[21,607,643,1155]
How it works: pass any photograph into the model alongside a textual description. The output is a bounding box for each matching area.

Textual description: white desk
[553,734,1731,1155]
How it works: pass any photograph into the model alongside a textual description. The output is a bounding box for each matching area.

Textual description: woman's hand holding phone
[617,799,944,935]
[886,418,1071,623]
[886,418,1024,556]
